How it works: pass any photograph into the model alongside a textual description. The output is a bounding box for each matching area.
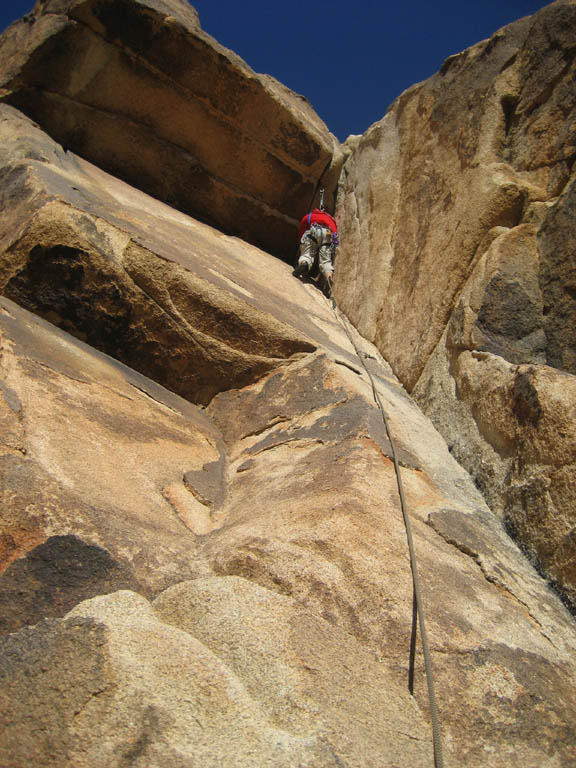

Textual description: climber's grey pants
[297,225,334,278]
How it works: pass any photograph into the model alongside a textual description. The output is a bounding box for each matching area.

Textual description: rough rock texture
[0,292,227,634]
[335,0,576,607]
[0,0,342,259]
[0,103,576,767]
[0,104,318,405]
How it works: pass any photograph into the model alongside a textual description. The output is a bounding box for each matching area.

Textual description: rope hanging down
[325,277,444,768]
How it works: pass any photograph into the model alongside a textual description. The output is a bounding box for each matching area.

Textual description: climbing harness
[325,277,444,768]
[308,224,333,247]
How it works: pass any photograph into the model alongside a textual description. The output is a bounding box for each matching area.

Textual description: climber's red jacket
[298,209,338,240]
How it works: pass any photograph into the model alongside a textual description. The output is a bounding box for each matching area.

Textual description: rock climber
[293,194,339,291]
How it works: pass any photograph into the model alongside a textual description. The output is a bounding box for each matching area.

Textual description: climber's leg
[318,243,334,279]
[294,232,316,277]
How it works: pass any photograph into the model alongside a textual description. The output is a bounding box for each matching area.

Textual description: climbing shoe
[293,262,310,278]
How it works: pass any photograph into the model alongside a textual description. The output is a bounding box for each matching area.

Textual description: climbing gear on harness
[324,276,445,768]
[307,224,333,246]
[319,186,325,211]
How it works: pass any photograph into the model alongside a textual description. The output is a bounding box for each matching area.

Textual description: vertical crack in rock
[501,94,518,138]
[511,366,542,427]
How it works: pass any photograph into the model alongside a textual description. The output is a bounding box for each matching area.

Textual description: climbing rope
[325,277,444,768]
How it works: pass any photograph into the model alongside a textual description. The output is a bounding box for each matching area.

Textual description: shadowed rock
[0,105,317,405]
[0,535,140,634]
[0,0,342,259]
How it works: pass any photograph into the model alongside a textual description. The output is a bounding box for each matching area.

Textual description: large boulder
[0,586,430,767]
[0,104,317,405]
[335,0,576,606]
[0,104,576,766]
[0,0,342,259]
[0,100,319,633]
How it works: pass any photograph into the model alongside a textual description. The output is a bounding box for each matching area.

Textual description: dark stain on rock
[0,615,111,766]
[501,95,518,136]
[470,644,576,748]
[272,120,322,166]
[120,705,162,765]
[427,505,533,585]
[428,505,576,624]
[287,441,365,496]
[428,508,486,560]
[477,275,541,341]
[425,637,576,763]
[0,535,141,636]
[236,459,256,473]
[184,457,226,509]
[0,165,41,209]
[554,529,576,587]
[247,394,421,469]
[512,367,542,426]
[95,0,159,55]
[0,381,22,413]
[504,481,576,615]
[474,327,547,367]
[208,356,348,443]
[538,178,576,375]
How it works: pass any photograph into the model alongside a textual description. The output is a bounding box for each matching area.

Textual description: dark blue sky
[1,0,550,141]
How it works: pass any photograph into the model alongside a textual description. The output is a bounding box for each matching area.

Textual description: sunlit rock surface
[335,0,576,608]
[0,0,575,764]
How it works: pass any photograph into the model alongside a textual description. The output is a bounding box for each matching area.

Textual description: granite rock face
[335,0,576,607]
[0,105,317,405]
[0,0,342,259]
[0,291,227,634]
[0,0,576,764]
[0,102,575,768]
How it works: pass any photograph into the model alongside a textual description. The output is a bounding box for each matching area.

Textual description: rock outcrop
[335,0,576,607]
[0,1,575,766]
[0,0,342,259]
[0,105,318,405]
[1,96,576,768]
